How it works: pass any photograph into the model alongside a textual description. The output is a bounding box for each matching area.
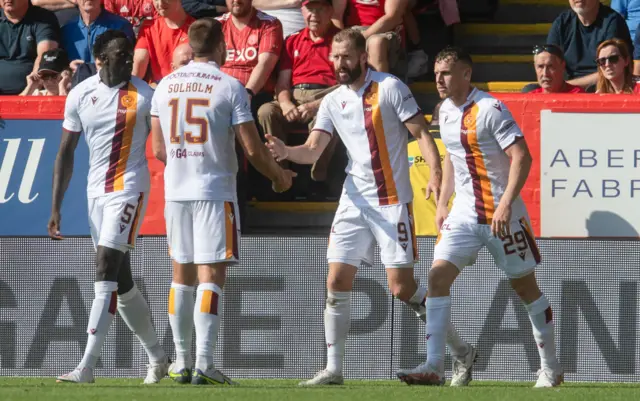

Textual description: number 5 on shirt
[168,98,210,145]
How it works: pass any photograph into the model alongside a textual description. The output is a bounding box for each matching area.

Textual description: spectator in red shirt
[133,0,194,84]
[596,38,640,93]
[258,0,339,178]
[523,44,585,94]
[333,0,406,74]
[104,0,158,35]
[217,0,283,113]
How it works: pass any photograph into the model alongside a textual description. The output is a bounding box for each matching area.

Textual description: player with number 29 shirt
[397,47,564,388]
[150,18,294,386]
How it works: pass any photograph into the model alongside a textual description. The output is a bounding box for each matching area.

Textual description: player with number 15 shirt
[150,17,294,385]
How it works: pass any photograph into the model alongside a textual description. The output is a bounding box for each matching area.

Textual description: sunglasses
[533,44,565,61]
[596,55,620,67]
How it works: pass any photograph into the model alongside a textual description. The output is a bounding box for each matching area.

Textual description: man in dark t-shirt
[0,0,60,95]
[547,0,632,89]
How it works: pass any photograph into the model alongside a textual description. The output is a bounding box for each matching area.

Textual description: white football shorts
[433,214,541,278]
[327,202,418,268]
[165,200,240,265]
[88,191,148,253]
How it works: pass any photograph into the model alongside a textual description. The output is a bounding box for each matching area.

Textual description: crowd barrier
[1,95,639,381]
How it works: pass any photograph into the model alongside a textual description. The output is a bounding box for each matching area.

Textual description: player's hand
[425,169,442,205]
[297,103,317,123]
[48,212,64,240]
[265,134,289,162]
[491,202,512,238]
[435,205,449,232]
[272,169,297,193]
[282,101,301,122]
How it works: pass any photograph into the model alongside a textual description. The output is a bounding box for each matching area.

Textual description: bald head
[171,43,193,71]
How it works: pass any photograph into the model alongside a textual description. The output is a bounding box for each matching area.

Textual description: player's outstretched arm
[150,116,166,165]
[49,129,81,240]
[404,113,442,203]
[265,130,332,165]
[235,121,297,193]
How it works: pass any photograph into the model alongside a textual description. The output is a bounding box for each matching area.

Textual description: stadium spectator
[31,0,79,27]
[547,0,632,89]
[253,0,305,38]
[0,0,60,95]
[523,44,585,94]
[182,0,228,19]
[171,42,193,70]
[403,0,430,78]
[595,38,640,93]
[133,0,195,85]
[257,0,339,179]
[62,0,135,64]
[332,0,406,74]
[217,0,283,114]
[20,48,71,96]
[103,0,158,35]
[612,0,640,38]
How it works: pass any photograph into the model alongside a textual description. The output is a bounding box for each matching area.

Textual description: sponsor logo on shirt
[121,95,135,108]
[143,3,153,15]
[226,47,259,62]
[120,5,129,14]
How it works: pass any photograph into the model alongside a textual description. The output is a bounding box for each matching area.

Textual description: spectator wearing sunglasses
[595,38,640,93]
[547,0,632,90]
[523,44,585,94]
[20,48,72,96]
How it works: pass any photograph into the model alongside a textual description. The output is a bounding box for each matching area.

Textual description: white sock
[168,283,195,369]
[194,283,223,371]
[325,291,351,375]
[425,296,451,372]
[407,287,468,357]
[78,281,118,369]
[525,295,559,370]
[117,285,166,364]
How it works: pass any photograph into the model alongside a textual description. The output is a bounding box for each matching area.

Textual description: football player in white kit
[397,47,564,388]
[266,29,473,386]
[49,30,170,384]
[150,18,295,385]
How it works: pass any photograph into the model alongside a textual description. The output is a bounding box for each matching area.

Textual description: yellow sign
[408,138,454,236]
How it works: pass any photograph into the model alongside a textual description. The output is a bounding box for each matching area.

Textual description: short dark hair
[333,28,367,53]
[435,46,473,67]
[188,18,224,57]
[93,30,132,61]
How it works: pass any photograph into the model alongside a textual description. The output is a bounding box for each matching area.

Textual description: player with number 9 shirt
[396,46,564,388]
[150,17,295,386]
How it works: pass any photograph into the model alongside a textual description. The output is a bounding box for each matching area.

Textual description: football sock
[525,295,559,370]
[407,287,468,357]
[425,296,451,373]
[194,283,223,371]
[325,291,351,375]
[117,285,166,364]
[78,281,118,369]
[168,283,195,369]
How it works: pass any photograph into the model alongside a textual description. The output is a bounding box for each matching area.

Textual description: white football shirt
[63,75,153,198]
[439,88,527,225]
[151,61,253,202]
[314,69,421,207]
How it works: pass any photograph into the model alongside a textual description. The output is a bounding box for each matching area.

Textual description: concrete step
[495,0,567,23]
[455,23,551,54]
[471,54,535,82]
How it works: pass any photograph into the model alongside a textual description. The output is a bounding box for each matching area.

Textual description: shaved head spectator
[171,42,193,70]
